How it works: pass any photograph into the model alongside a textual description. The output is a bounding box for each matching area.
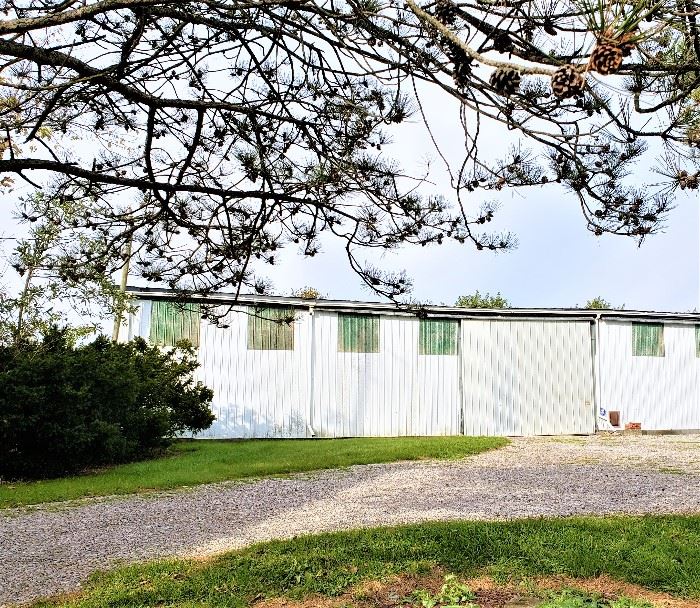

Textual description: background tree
[0,0,698,302]
[291,286,325,300]
[1,192,129,344]
[583,296,624,309]
[455,291,509,309]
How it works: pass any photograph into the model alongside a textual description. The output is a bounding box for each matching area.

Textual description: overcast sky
[1,84,698,314]
[262,88,700,312]
[261,181,699,311]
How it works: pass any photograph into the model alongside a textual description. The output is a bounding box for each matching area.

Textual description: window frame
[247,306,296,351]
[632,322,665,357]
[419,318,459,356]
[337,313,380,353]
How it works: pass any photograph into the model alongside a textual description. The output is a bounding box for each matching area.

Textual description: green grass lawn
[32,515,700,607]
[0,436,507,508]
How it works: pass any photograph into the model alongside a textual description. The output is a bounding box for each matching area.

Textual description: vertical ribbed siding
[312,313,461,437]
[194,305,311,438]
[149,301,200,347]
[120,301,143,342]
[599,321,700,430]
[461,319,594,436]
[129,299,599,438]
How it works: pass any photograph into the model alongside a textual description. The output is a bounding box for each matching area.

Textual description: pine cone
[434,0,457,26]
[492,32,514,53]
[679,171,699,190]
[489,68,521,96]
[589,43,623,75]
[620,41,635,57]
[447,43,472,89]
[550,65,585,99]
[687,127,700,146]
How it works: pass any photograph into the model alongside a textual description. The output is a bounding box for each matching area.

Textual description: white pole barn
[122,288,700,437]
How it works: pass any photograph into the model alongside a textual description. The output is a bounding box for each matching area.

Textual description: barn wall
[311,312,461,437]
[461,319,595,435]
[598,321,700,430]
[124,300,628,438]
[196,305,313,438]
[126,304,313,438]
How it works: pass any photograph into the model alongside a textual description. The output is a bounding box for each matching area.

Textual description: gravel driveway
[2,434,700,607]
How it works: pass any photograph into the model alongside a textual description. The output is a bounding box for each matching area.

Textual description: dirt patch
[253,573,700,608]
[353,569,446,604]
[533,575,700,608]
[254,571,524,608]
[254,570,448,608]
[253,595,339,608]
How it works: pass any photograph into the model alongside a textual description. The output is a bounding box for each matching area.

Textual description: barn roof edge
[125,286,700,323]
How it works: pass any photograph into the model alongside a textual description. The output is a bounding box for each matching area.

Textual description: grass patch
[0,436,506,508]
[32,515,700,607]
[537,590,653,608]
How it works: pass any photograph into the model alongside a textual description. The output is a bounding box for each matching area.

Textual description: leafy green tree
[291,286,324,300]
[455,291,509,309]
[583,296,624,310]
[1,192,130,345]
[584,296,611,309]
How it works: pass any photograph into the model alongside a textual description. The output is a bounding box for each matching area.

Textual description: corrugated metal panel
[337,313,380,353]
[461,319,594,436]
[419,319,459,355]
[312,313,461,437]
[150,300,201,347]
[127,300,599,438]
[118,300,144,342]
[123,302,310,438]
[192,305,312,438]
[632,323,664,357]
[599,320,700,430]
[247,306,295,350]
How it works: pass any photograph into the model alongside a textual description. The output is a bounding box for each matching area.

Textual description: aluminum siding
[125,300,598,437]
[598,320,700,430]
[311,313,461,437]
[195,305,312,438]
[461,319,595,435]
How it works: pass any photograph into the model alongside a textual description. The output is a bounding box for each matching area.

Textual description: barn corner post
[307,301,317,438]
[590,313,602,435]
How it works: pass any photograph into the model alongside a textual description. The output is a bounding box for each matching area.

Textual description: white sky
[261,86,700,312]
[0,79,698,314]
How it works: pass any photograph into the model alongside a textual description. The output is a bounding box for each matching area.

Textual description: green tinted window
[338,313,379,353]
[247,307,295,350]
[150,301,200,347]
[419,319,459,355]
[632,323,664,357]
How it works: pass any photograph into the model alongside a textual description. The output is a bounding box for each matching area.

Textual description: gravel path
[2,434,700,607]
